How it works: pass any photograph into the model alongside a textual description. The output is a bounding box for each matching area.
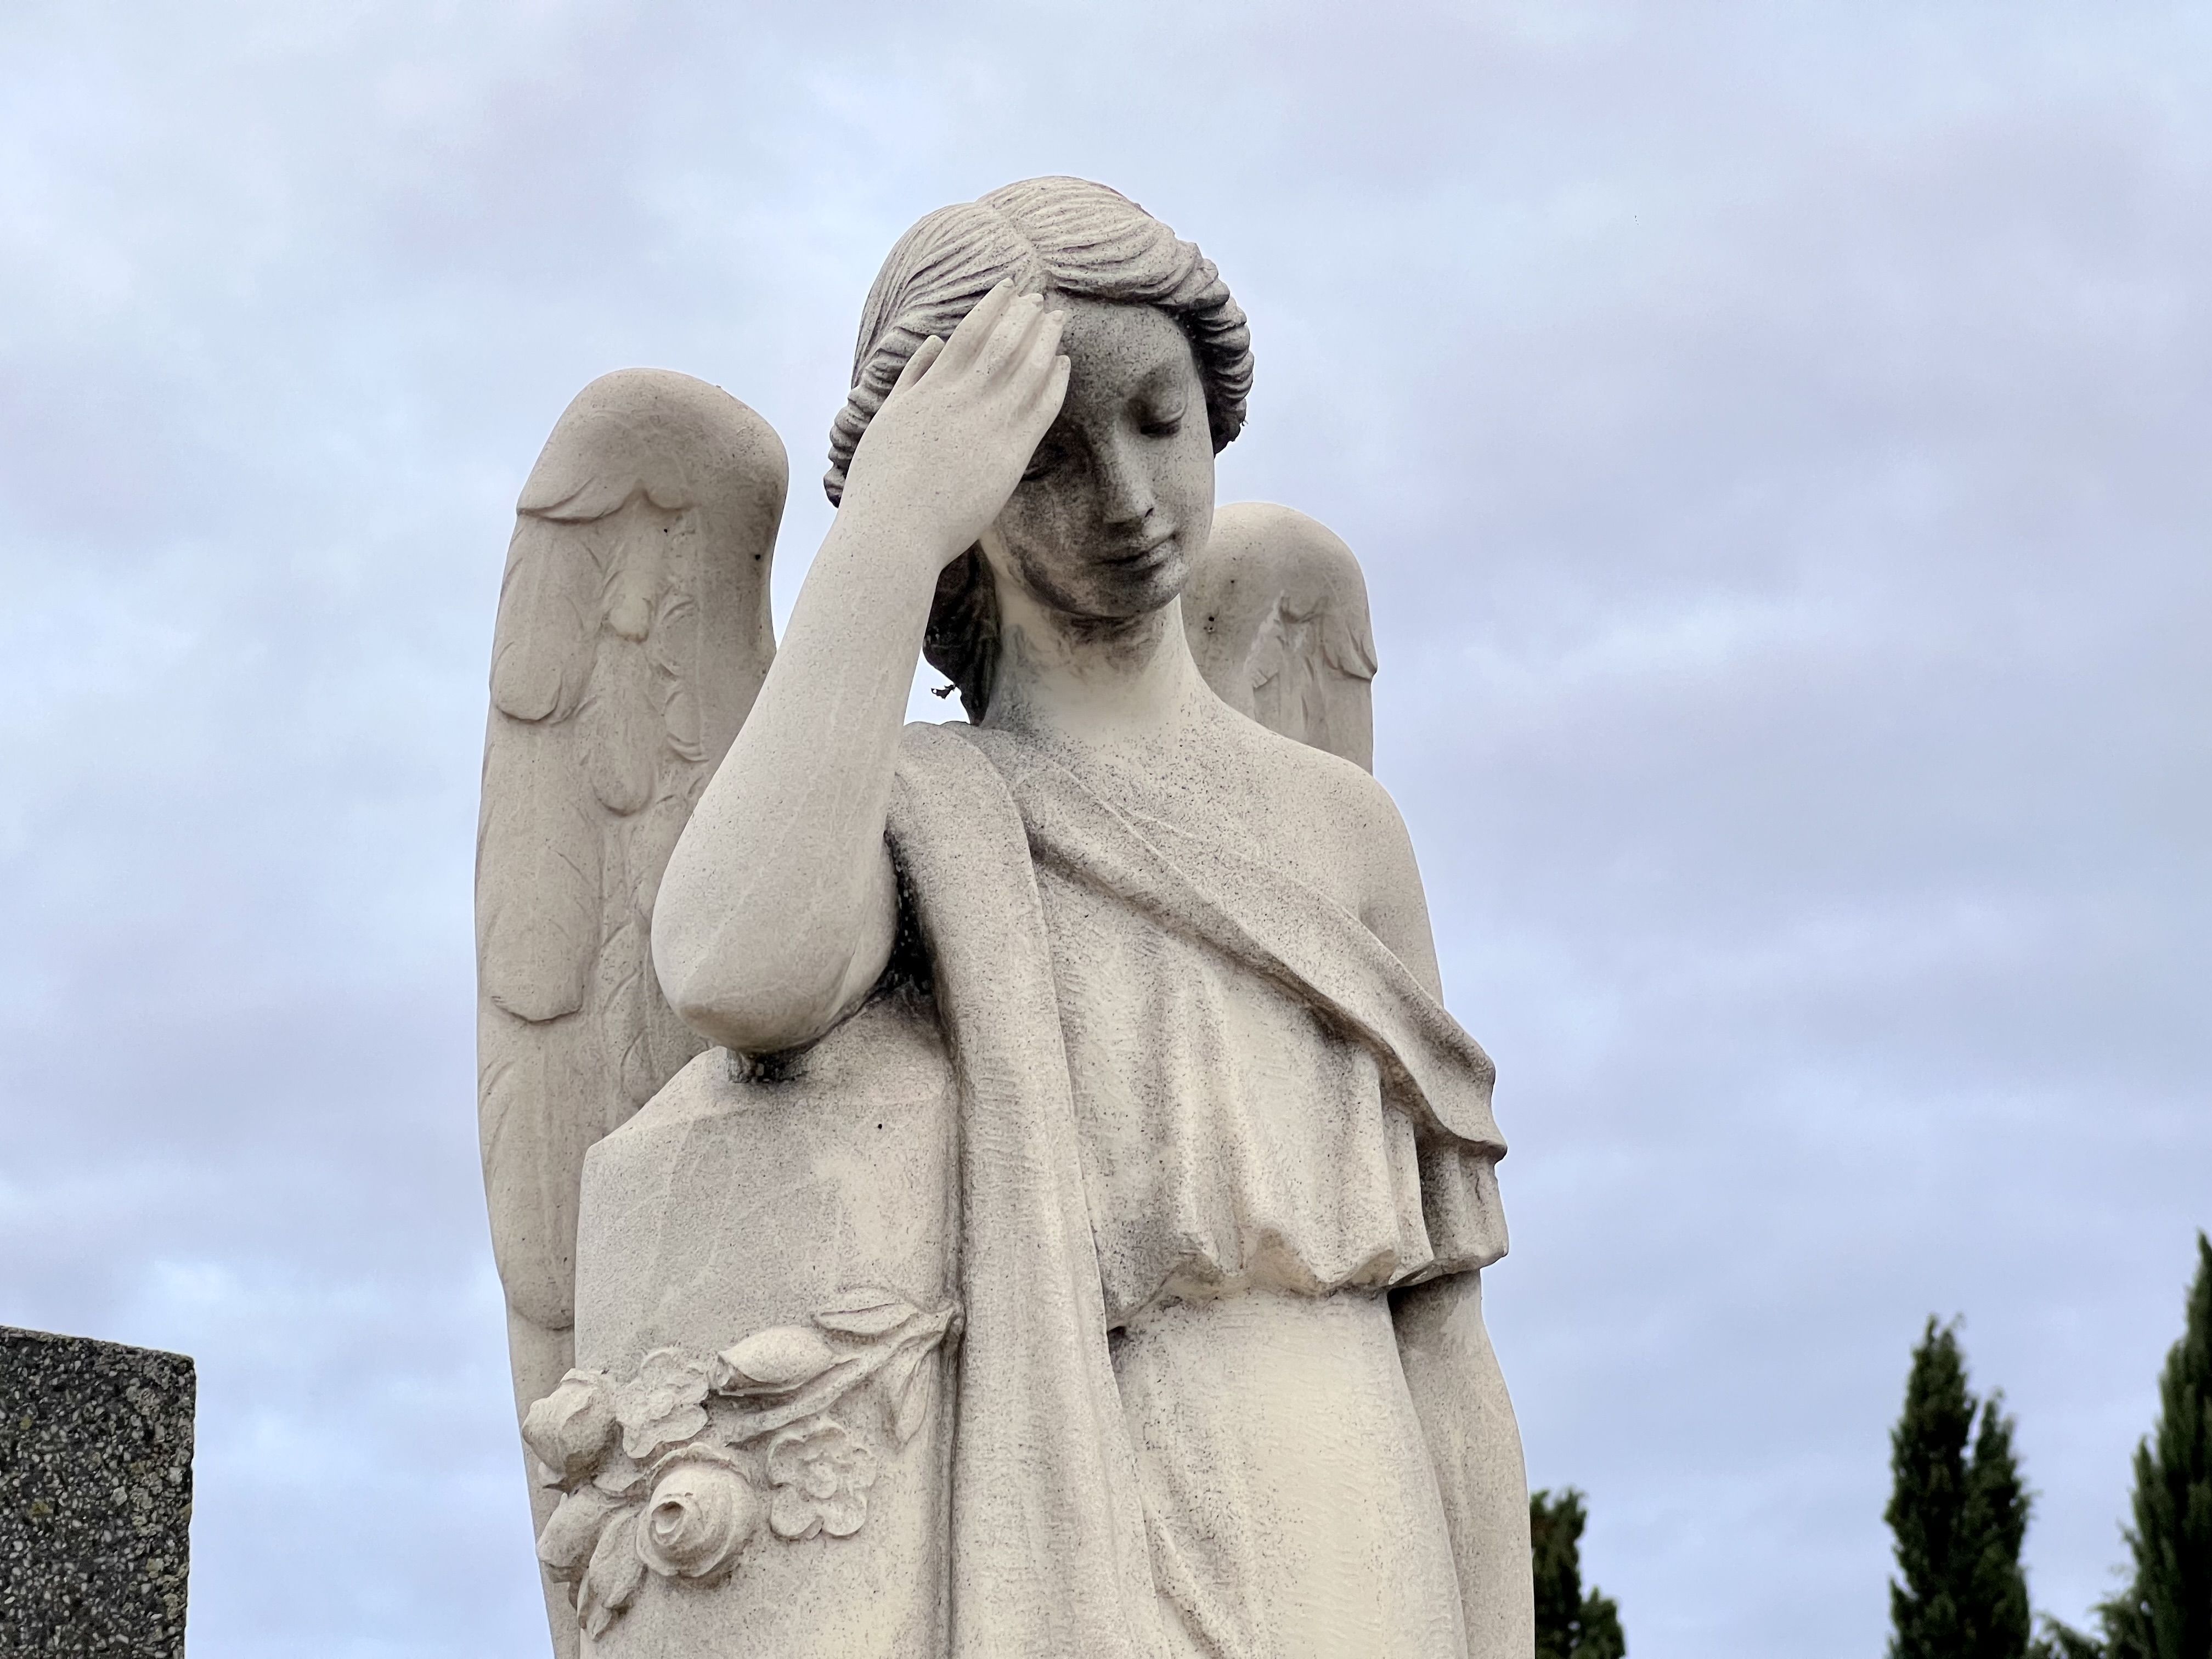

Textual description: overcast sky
[2,3,2207,1655]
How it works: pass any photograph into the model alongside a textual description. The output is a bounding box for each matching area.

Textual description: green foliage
[1531,1487,1627,1659]
[1887,1317,2035,1659]
[2096,1232,2212,1659]
[1965,1395,2036,1659]
[2033,1616,2108,1659]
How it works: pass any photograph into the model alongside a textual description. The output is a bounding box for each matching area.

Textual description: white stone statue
[477,176,1533,1659]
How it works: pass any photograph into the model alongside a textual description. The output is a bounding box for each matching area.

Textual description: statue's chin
[1031,558,1190,632]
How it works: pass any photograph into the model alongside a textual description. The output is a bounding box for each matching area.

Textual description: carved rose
[522,1369,617,1487]
[635,1454,765,1581]
[766,1419,878,1540]
[612,1347,711,1459]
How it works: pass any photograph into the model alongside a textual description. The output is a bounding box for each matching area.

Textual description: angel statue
[476,176,1534,1659]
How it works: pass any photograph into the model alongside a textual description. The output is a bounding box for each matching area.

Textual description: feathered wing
[477,369,783,1362]
[1183,501,1379,770]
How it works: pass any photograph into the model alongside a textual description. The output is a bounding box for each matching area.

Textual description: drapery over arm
[886,724,1166,1659]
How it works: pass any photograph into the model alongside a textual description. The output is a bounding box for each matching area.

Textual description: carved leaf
[577,1508,645,1638]
[813,1289,919,1339]
[881,1341,939,1447]
[718,1358,870,1443]
[537,1486,625,1581]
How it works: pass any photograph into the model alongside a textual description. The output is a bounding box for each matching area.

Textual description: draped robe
[890,722,1507,1659]
[570,720,1506,1658]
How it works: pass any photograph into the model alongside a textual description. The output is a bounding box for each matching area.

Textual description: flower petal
[818,1493,867,1538]
[769,1486,819,1541]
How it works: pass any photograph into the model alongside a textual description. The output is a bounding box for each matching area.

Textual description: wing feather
[1184,501,1379,770]
[477,369,785,1346]
[489,515,599,724]
[478,715,601,1022]
[577,630,658,816]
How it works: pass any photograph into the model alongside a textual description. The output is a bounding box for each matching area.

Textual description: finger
[935,280,1017,374]
[1009,308,1065,398]
[888,334,945,398]
[972,290,1049,381]
[1023,351,1072,428]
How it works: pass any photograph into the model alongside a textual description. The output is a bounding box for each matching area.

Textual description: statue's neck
[979,591,1203,754]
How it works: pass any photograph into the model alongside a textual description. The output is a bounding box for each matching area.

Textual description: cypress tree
[1530,1487,1627,1658]
[1888,1318,2036,1659]
[2096,1232,2212,1659]
[1889,1318,1978,1659]
[1962,1392,2036,1659]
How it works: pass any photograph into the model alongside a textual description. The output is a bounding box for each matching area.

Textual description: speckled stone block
[0,1325,194,1657]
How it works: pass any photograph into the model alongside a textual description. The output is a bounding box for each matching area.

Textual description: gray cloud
[2,2,2205,1654]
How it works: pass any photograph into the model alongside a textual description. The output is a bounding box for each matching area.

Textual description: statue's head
[827,177,1253,718]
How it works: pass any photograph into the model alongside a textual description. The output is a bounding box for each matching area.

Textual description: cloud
[1,2,2205,1654]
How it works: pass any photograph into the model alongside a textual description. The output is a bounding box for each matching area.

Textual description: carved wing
[1183,501,1379,770]
[477,369,784,1336]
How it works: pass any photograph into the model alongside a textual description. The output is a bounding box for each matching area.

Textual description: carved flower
[714,1324,840,1395]
[765,1418,878,1540]
[612,1347,711,1459]
[635,1452,764,1581]
[522,1369,618,1488]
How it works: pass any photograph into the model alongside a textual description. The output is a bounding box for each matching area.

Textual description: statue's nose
[1095,436,1156,529]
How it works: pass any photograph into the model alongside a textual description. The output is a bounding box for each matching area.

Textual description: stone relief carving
[477,175,1534,1658]
[523,1293,958,1637]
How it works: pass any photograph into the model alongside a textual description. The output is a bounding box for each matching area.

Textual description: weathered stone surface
[478,176,1535,1659]
[0,1325,194,1657]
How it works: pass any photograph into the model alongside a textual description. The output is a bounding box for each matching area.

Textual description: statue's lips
[1098,533,1177,569]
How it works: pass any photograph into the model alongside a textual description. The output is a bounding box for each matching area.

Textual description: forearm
[653,283,1067,1054]
[1393,1271,1534,1659]
[652,506,940,1053]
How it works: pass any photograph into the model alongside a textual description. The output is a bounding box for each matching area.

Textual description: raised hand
[837,280,1070,565]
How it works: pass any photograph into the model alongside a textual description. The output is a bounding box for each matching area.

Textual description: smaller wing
[1183,501,1379,770]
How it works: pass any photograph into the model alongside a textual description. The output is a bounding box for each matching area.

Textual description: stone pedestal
[0,1325,195,1657]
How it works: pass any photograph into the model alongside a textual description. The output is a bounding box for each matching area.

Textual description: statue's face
[979,297,1215,623]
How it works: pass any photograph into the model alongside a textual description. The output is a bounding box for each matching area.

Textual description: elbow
[655,932,859,1058]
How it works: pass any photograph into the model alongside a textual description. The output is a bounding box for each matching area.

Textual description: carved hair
[825,177,1254,718]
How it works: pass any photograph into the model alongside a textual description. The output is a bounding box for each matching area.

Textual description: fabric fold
[968,729,1505,1156]
[883,720,1507,1657]
[885,723,1165,1659]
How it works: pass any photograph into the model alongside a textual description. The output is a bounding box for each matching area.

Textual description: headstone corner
[1,1323,196,1658]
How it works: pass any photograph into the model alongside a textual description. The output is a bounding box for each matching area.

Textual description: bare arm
[1362,784,1535,1655]
[1395,1273,1534,1658]
[1355,774,1446,1000]
[652,285,1068,1054]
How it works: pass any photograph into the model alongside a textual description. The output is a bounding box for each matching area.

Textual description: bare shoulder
[1196,699,1423,899]
[1189,702,1443,991]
